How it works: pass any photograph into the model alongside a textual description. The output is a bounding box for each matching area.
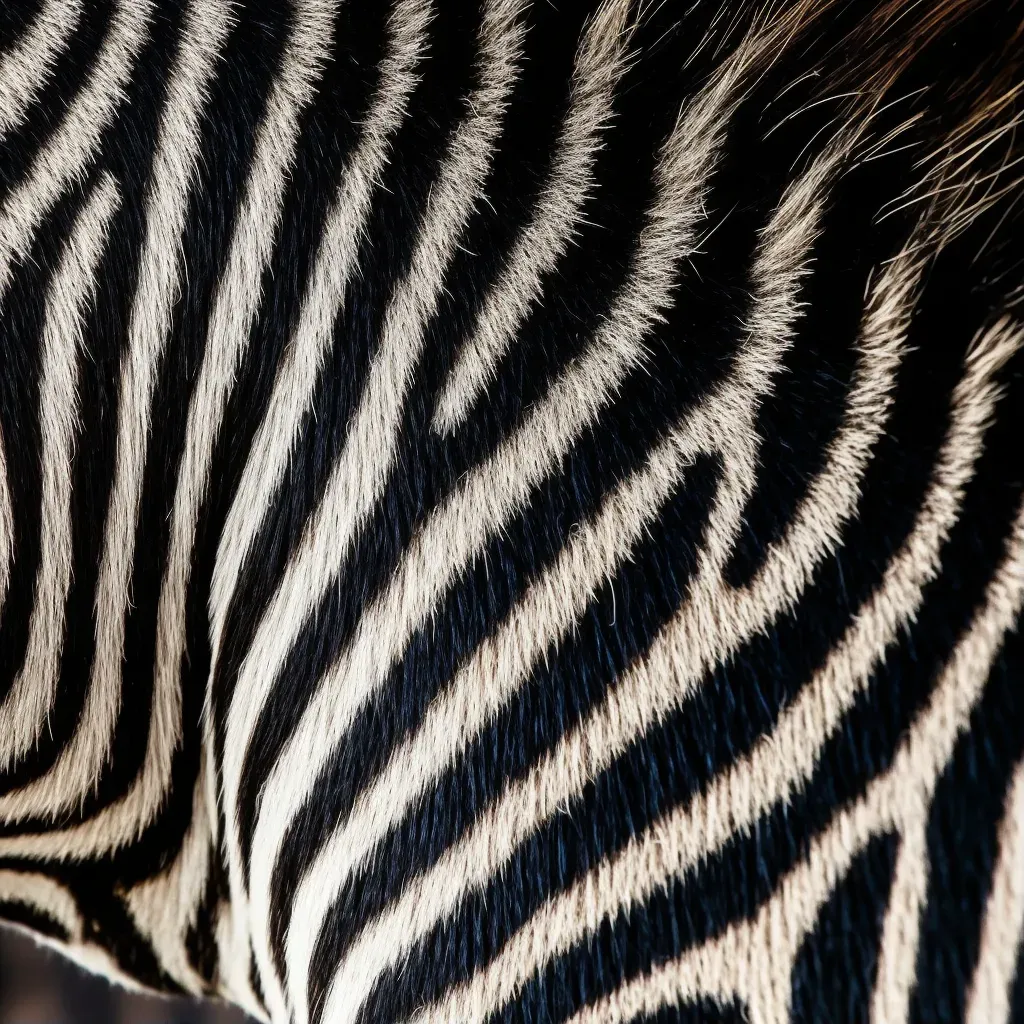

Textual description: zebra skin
[1,0,1023,1021]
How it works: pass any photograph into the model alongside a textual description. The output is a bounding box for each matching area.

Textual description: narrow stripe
[207,0,430,676]
[964,755,1024,1024]
[139,0,341,1004]
[559,493,1024,1024]
[0,169,119,774]
[282,104,834,1024]
[0,0,232,837]
[0,423,11,616]
[0,0,151,303]
[225,4,530,1016]
[431,0,632,433]
[869,822,929,1024]
[404,315,1022,1024]
[0,0,82,136]
[162,0,341,787]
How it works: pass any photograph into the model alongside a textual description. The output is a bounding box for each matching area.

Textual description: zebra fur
[1,0,1024,1022]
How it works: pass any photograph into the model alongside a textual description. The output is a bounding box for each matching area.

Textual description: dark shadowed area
[0,928,252,1024]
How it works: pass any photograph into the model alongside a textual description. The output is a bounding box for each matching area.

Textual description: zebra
[1,0,1024,1021]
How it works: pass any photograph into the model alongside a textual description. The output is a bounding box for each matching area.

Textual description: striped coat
[1,0,1024,1021]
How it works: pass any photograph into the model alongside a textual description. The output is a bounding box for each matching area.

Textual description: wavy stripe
[0,0,151,303]
[147,0,342,986]
[156,0,340,893]
[224,4,531,1016]
[0,0,82,137]
[207,0,430,666]
[431,0,632,433]
[284,345,699,1024]
[561,489,1024,1024]
[0,169,119,775]
[306,27,848,1024]
[0,0,233,837]
[964,755,1024,1024]
[281,100,835,1024]
[163,0,342,820]
[408,315,1024,1024]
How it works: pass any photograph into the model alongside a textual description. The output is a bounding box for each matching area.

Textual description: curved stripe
[282,91,832,1024]
[0,0,232,835]
[0,0,151,304]
[163,0,343,784]
[207,0,430,661]
[559,492,1024,1024]
[0,0,82,137]
[0,169,119,774]
[224,4,531,1016]
[407,316,1024,1024]
[431,0,631,433]
[0,867,81,940]
[306,28,851,1024]
[124,758,213,996]
[132,0,340,1004]
[0,869,143,994]
[964,755,1024,1024]
[284,363,700,1023]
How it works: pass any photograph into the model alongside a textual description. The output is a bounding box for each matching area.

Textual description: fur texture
[1,1,1024,1022]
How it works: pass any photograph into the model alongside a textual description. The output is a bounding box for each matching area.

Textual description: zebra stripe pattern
[1,0,1024,1022]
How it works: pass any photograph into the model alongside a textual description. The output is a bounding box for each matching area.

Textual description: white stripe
[208,0,431,684]
[170,0,342,761]
[0,868,141,992]
[307,30,847,1024]
[431,0,632,433]
[283,420,700,1023]
[0,0,151,304]
[124,757,214,995]
[0,868,81,939]
[405,316,1024,1024]
[0,170,119,774]
[0,424,12,617]
[282,90,828,1024]
[225,4,530,1016]
[560,493,1024,1024]
[964,756,1024,1024]
[869,822,930,1024]
[144,0,338,1003]
[0,0,82,137]
[0,0,232,839]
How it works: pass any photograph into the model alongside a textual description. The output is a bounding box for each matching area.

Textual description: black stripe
[217,0,490,871]
[0,0,42,53]
[0,0,188,804]
[0,899,70,943]
[479,338,1024,1024]
[0,1,111,208]
[791,833,899,1024]
[0,181,88,716]
[911,630,1024,1023]
[348,217,1024,1024]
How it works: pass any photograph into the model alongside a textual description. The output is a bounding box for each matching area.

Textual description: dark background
[0,927,251,1024]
